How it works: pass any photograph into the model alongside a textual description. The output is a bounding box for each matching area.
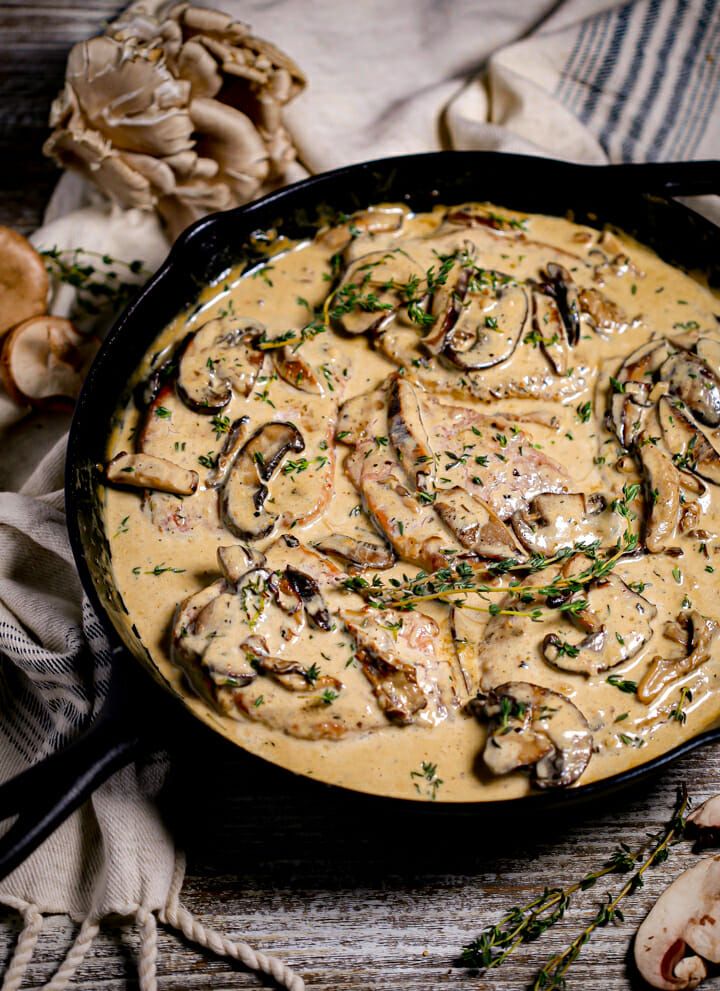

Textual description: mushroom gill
[44,4,306,238]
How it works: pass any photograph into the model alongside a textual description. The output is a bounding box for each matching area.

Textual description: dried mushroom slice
[658,396,720,486]
[105,451,198,495]
[387,376,435,491]
[637,610,719,703]
[540,263,581,346]
[342,607,443,724]
[542,572,657,676]
[316,207,407,253]
[659,350,720,428]
[435,487,525,559]
[638,434,681,553]
[313,534,394,570]
[177,315,264,412]
[474,681,592,789]
[531,289,568,375]
[221,421,304,539]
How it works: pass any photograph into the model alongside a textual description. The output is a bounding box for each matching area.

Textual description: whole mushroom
[44,2,306,238]
[635,856,720,989]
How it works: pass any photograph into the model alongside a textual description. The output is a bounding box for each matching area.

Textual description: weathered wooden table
[1,2,718,988]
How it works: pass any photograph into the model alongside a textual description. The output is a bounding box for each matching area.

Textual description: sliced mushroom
[0,316,98,409]
[206,415,250,485]
[313,534,394,570]
[272,346,324,394]
[541,263,581,346]
[634,855,720,990]
[176,315,264,412]
[221,421,304,539]
[696,336,720,378]
[0,227,49,337]
[443,282,529,370]
[639,434,681,553]
[105,451,198,495]
[435,487,525,559]
[660,350,720,428]
[511,491,609,556]
[336,386,387,445]
[217,543,266,583]
[332,249,423,336]
[284,567,333,630]
[658,396,720,486]
[531,289,568,375]
[316,207,406,252]
[342,607,439,724]
[387,377,435,491]
[542,571,656,675]
[637,610,719,703]
[608,340,673,444]
[474,681,593,788]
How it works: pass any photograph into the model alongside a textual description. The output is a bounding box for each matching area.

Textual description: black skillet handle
[0,653,148,882]
[586,159,720,198]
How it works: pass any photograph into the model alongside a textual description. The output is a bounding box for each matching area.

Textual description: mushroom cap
[634,856,720,989]
[0,316,98,410]
[0,227,49,337]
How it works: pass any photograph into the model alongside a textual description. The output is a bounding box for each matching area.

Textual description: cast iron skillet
[1,151,719,881]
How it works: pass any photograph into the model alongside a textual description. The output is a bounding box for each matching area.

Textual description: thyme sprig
[461,785,689,984]
[41,247,148,316]
[531,785,689,990]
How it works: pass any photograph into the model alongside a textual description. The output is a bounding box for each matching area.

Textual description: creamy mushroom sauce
[104,202,720,801]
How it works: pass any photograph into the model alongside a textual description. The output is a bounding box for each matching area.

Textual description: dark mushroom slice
[206,416,250,486]
[176,315,265,413]
[607,339,673,444]
[342,607,439,724]
[542,572,657,675]
[686,795,720,850]
[638,433,681,553]
[511,492,608,556]
[658,395,720,485]
[316,207,407,252]
[637,610,719,703]
[696,335,720,377]
[387,376,435,491]
[105,451,198,495]
[217,543,266,584]
[435,487,525,559]
[474,681,593,789]
[331,249,424,336]
[541,263,581,346]
[284,567,333,630]
[443,282,529,370]
[271,346,324,394]
[313,534,394,570]
[531,289,568,375]
[660,349,720,428]
[421,261,468,355]
[221,421,305,540]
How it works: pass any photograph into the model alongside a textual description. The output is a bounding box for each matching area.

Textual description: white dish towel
[1,1,718,989]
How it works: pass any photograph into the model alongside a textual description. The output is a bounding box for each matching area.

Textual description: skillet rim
[65,149,720,811]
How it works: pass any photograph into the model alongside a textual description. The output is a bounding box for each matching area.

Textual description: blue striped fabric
[555,0,720,162]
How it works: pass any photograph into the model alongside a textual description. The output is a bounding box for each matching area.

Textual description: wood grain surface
[1,3,720,990]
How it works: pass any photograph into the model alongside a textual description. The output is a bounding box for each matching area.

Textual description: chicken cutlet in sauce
[103,202,720,800]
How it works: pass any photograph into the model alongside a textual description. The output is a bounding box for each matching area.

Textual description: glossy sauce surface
[104,203,720,801]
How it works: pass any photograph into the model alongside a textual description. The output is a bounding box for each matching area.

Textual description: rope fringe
[159,854,305,991]
[0,860,304,991]
[0,897,43,991]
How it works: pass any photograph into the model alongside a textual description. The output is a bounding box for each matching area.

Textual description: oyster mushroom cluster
[44,2,306,238]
